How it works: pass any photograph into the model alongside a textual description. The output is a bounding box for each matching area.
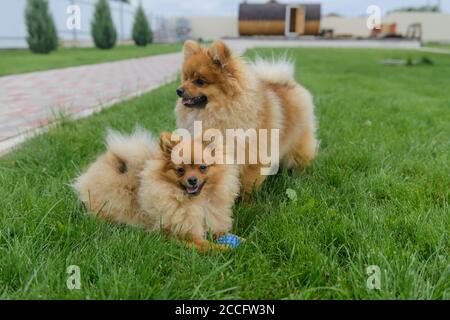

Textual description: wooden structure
[238,1,321,36]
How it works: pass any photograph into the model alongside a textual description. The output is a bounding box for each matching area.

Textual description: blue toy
[215,234,243,249]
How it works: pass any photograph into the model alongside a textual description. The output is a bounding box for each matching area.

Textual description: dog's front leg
[240,164,267,199]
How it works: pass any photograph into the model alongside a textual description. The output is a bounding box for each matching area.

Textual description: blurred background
[1,0,449,48]
[1,0,449,153]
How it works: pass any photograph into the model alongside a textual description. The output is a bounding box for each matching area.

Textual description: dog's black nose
[176,87,185,97]
[187,176,198,186]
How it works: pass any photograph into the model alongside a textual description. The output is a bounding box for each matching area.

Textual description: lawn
[0,48,448,299]
[0,43,182,77]
[424,42,450,50]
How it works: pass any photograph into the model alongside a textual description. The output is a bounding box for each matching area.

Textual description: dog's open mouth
[182,95,208,109]
[183,182,205,196]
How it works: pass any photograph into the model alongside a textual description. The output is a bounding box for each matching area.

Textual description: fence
[0,0,136,49]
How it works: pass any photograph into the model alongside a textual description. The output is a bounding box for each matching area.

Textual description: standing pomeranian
[175,40,318,194]
[73,129,240,251]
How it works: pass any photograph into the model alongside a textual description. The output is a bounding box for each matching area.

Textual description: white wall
[0,0,136,49]
[189,16,238,41]
[162,16,238,43]
[321,16,370,38]
[385,12,450,42]
[321,13,450,42]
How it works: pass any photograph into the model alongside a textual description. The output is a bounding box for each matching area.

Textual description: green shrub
[91,0,117,49]
[25,0,58,54]
[132,4,152,46]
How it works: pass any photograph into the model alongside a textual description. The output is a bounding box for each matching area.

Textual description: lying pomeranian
[175,40,318,194]
[73,129,240,251]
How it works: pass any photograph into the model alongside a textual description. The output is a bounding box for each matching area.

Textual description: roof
[239,2,321,21]
[303,3,321,20]
[239,2,287,21]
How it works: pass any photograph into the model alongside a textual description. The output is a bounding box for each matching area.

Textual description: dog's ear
[184,40,200,60]
[159,132,175,157]
[207,40,231,68]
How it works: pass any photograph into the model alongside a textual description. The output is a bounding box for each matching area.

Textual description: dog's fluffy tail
[73,128,159,225]
[105,127,159,167]
[251,57,295,85]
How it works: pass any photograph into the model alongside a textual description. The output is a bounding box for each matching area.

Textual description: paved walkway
[0,52,182,154]
[0,39,425,154]
[227,38,421,53]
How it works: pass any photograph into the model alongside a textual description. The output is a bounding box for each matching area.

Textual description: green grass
[424,42,450,50]
[0,44,182,77]
[0,48,449,299]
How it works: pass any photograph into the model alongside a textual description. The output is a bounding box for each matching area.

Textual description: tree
[132,4,152,46]
[91,0,117,49]
[390,5,441,13]
[25,0,58,54]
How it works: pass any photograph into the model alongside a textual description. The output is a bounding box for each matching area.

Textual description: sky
[133,0,450,18]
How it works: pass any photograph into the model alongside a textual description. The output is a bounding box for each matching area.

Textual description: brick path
[0,52,181,154]
[0,39,424,154]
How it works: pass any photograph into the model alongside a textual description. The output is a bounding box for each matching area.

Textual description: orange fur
[176,41,318,194]
[73,128,157,227]
[139,132,240,242]
[73,129,240,251]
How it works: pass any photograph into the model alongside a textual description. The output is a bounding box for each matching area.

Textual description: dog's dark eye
[194,78,206,87]
[199,164,207,173]
[176,167,185,175]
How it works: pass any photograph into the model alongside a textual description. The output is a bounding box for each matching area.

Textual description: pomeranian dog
[73,129,240,251]
[139,132,240,249]
[175,40,318,194]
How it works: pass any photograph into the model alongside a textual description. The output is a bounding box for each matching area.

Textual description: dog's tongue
[182,97,194,105]
[186,185,199,194]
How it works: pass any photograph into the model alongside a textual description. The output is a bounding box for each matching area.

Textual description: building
[238,1,321,36]
[185,11,450,43]
[189,16,239,41]
[0,0,137,49]
[322,12,450,42]
[385,12,450,42]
